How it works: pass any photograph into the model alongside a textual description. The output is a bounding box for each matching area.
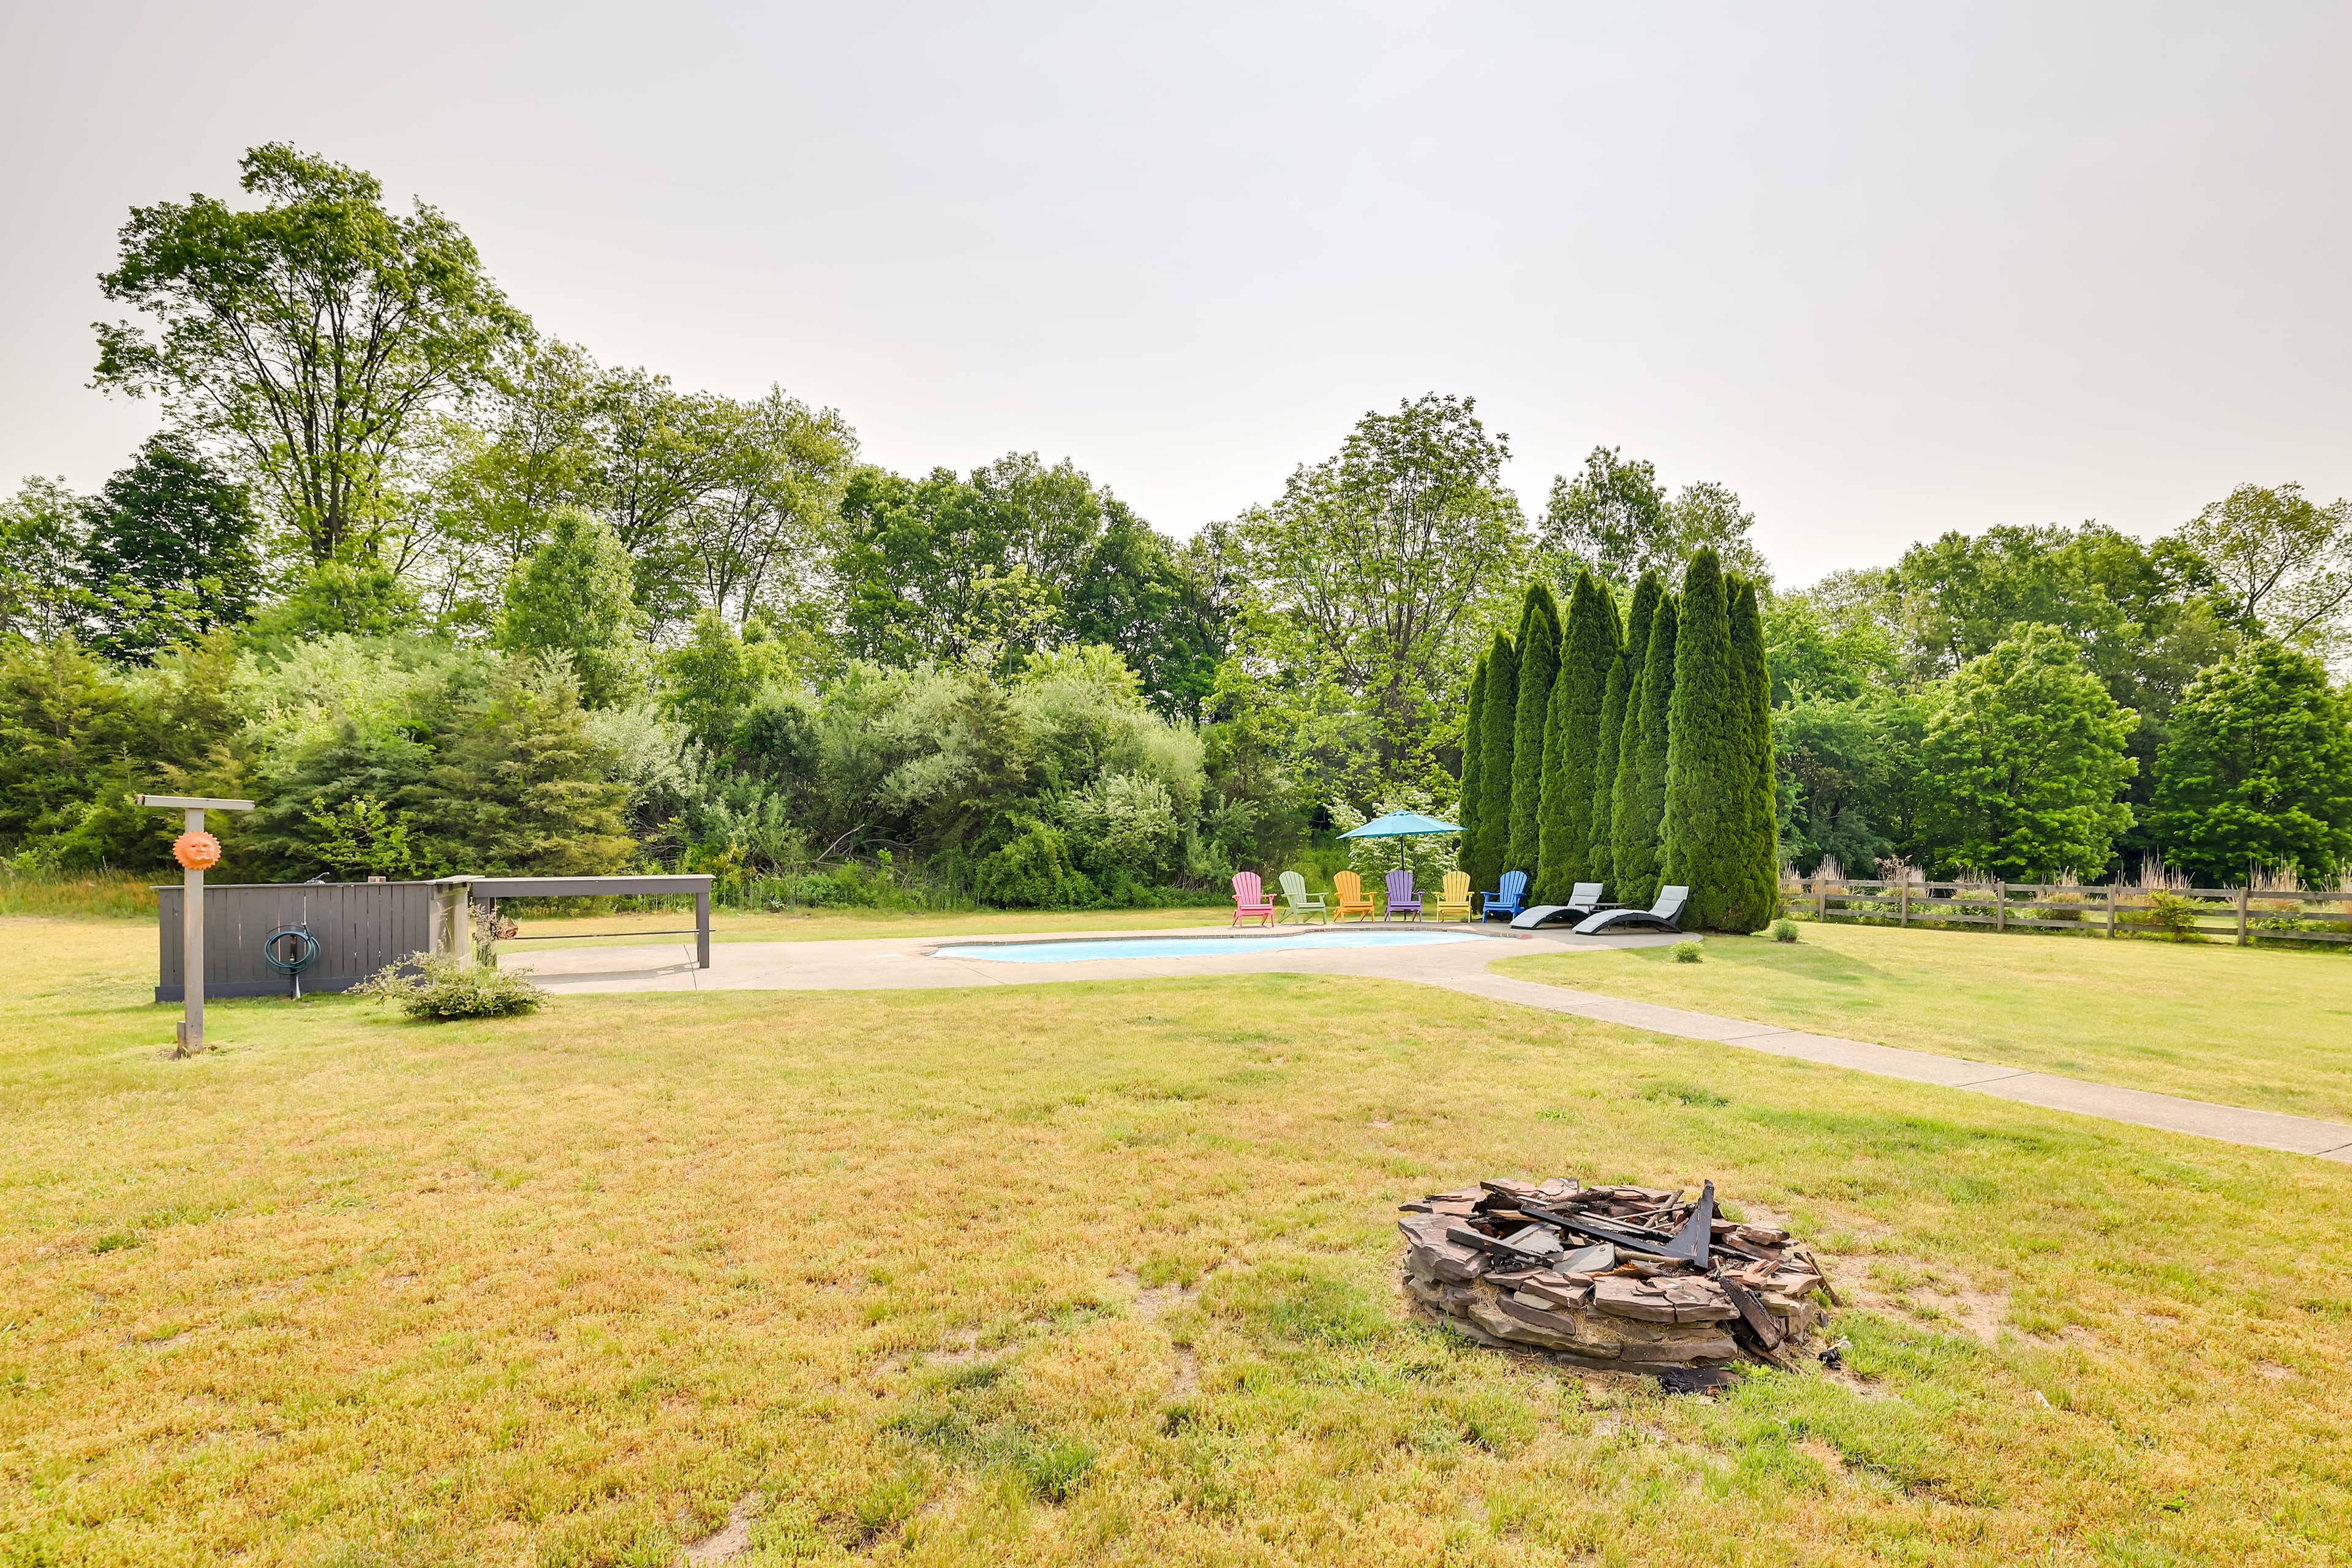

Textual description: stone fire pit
[1398,1176,1837,1378]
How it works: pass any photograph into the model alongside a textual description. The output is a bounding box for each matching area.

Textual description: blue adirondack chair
[1480,869,1528,921]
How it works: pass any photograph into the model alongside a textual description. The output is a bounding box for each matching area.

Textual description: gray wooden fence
[1781,877,2352,948]
[154,880,456,1000]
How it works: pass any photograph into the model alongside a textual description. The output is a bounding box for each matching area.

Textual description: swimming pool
[932,929,1488,963]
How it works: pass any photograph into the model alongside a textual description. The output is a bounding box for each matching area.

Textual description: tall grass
[0,869,157,921]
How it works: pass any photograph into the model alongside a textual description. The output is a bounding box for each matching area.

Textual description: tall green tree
[2146,641,2352,883]
[0,478,90,643]
[1536,571,1621,897]
[1662,549,1754,929]
[2177,482,2352,652]
[1232,395,1527,794]
[1726,577,1781,924]
[1612,589,1678,908]
[1589,575,1661,891]
[94,143,527,562]
[496,507,650,709]
[1914,625,2137,879]
[411,655,633,875]
[77,434,261,662]
[1506,584,1561,871]
[1457,658,1488,874]
[1471,631,1518,888]
[1541,448,1768,586]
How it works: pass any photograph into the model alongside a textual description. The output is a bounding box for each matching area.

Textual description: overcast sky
[4,1,2346,585]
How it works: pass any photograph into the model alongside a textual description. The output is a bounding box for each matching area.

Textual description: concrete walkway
[509,924,2352,1164]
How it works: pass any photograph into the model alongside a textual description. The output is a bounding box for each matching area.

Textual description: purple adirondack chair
[1384,868,1424,921]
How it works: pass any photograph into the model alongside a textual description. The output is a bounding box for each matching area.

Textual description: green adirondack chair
[1277,871,1329,924]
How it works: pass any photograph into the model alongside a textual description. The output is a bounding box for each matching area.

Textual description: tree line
[2,143,2350,904]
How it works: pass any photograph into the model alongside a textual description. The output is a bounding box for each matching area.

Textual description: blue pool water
[933,929,1487,963]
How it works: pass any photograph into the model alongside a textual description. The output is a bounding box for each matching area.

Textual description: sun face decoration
[173,831,223,870]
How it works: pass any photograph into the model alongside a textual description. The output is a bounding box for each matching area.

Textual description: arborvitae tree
[1588,575,1660,892]
[1610,577,1673,904]
[1662,548,1754,929]
[1536,571,1623,898]
[1725,576,1781,927]
[1507,584,1561,872]
[1457,658,1488,873]
[1474,631,1518,886]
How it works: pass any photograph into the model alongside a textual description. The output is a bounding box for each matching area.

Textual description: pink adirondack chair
[1231,871,1277,927]
[1383,868,1424,920]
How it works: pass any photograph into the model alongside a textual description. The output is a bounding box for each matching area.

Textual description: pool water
[933,929,1488,963]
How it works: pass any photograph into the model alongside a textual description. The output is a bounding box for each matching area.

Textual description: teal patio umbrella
[1338,810,1462,838]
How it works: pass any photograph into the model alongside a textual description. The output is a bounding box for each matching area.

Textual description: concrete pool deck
[506,923,2352,1164]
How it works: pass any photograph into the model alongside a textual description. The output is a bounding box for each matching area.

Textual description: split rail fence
[1779,877,2352,949]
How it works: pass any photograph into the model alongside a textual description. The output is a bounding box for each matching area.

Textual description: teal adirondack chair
[1277,871,1329,924]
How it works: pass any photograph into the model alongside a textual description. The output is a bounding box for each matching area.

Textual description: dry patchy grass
[2,919,2349,1565]
[1498,920,2352,1122]
[501,905,1237,953]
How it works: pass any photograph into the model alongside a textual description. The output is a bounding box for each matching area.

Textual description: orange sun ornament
[173,831,222,870]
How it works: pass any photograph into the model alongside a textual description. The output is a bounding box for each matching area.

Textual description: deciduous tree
[2147,640,2352,883]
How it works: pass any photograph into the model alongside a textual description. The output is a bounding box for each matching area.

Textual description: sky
[4,1,2347,586]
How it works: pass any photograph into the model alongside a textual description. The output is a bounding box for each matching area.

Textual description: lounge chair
[1479,869,1529,922]
[1383,869,1423,921]
[1231,871,1278,927]
[1276,870,1328,924]
[1572,884,1689,935]
[1433,870,1474,922]
[1332,870,1376,922]
[1509,881,1609,930]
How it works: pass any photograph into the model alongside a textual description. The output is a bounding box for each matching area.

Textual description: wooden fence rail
[1779,878,2352,947]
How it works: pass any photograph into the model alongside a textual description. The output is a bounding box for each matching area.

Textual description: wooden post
[696,885,712,970]
[2236,886,2250,947]
[135,794,254,1056]
[2106,883,2117,938]
[1899,881,1910,927]
[1995,881,2006,933]
[1819,880,1828,922]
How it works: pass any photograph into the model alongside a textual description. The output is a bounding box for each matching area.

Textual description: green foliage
[303,794,421,880]
[1229,395,1526,797]
[1540,447,1769,587]
[353,951,546,1020]
[94,143,527,560]
[77,434,261,662]
[1611,587,1677,908]
[0,478,91,643]
[2146,639,2352,883]
[1771,918,1799,943]
[1915,626,2137,880]
[1672,941,1703,963]
[1662,549,1752,929]
[1471,633,1517,886]
[241,555,421,647]
[970,820,1095,909]
[1536,571,1621,899]
[1505,584,1559,871]
[2133,889,2213,942]
[660,610,789,750]
[1727,576,1781,924]
[1455,661,1487,875]
[496,507,649,708]
[2177,482,2352,652]
[1586,574,1658,892]
[410,655,635,876]
[1773,690,1926,876]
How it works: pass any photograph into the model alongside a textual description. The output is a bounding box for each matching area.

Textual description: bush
[1770,918,1799,943]
[352,951,546,1020]
[2136,889,2212,943]
[1672,941,1703,963]
[970,821,1096,910]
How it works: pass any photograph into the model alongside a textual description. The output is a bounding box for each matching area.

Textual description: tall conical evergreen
[1472,631,1518,888]
[1587,576,1660,894]
[1506,585,1561,873]
[1536,571,1623,899]
[1726,576,1780,927]
[1613,590,1678,908]
[1457,659,1488,874]
[1661,548,1750,930]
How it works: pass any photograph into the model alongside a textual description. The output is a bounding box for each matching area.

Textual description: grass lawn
[500,905,1235,953]
[4,914,2350,1566]
[1495,921,2352,1124]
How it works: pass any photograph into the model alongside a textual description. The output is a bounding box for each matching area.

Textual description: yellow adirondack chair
[1332,870,1376,922]
[1433,870,1474,922]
